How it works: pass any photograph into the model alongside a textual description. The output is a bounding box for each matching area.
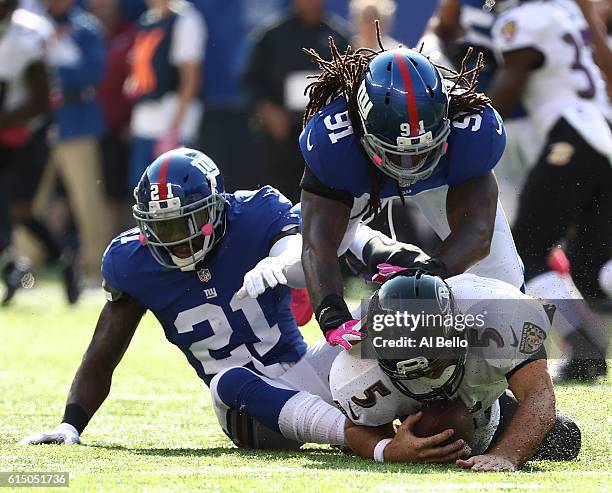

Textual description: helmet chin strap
[171,250,204,272]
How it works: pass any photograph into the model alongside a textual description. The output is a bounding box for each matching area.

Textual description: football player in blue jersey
[299,40,524,350]
[20,148,355,450]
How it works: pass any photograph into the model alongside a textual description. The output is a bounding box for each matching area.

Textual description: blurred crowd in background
[0,0,610,305]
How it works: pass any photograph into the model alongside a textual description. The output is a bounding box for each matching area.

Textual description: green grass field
[0,282,611,492]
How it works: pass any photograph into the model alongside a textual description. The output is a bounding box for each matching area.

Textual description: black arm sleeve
[361,237,431,274]
[300,166,354,209]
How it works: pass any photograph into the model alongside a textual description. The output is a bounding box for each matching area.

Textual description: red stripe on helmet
[393,51,420,137]
[158,155,171,199]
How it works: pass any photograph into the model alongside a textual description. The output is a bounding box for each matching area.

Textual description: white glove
[20,423,81,445]
[237,256,288,299]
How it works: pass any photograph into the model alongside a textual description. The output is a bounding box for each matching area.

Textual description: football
[412,399,475,448]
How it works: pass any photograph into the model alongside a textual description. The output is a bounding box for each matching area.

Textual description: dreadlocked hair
[435,46,492,120]
[303,22,491,217]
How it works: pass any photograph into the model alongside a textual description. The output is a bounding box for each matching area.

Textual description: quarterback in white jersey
[331,273,581,471]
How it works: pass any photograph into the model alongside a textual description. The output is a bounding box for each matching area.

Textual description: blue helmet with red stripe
[133,148,227,271]
[357,48,451,186]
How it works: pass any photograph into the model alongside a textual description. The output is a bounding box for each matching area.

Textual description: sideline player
[0,0,80,304]
[489,0,612,378]
[299,43,523,351]
[331,273,581,471]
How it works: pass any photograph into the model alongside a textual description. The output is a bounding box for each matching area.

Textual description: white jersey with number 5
[330,274,552,454]
[492,0,612,160]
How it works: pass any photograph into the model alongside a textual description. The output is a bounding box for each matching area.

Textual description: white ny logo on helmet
[191,155,220,189]
[357,80,373,120]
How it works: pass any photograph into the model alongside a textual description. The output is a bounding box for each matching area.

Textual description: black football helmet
[369,273,467,401]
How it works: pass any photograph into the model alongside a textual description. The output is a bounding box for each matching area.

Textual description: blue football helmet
[133,148,227,271]
[357,48,451,186]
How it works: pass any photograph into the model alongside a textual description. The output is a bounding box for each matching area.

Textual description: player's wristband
[315,294,353,334]
[373,438,393,462]
[62,403,90,434]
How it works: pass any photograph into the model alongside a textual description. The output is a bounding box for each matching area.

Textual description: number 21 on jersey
[174,294,282,375]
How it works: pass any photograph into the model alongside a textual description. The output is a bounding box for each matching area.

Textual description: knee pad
[532,412,581,461]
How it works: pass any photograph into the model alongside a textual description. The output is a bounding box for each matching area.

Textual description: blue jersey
[102,187,306,385]
[300,97,506,200]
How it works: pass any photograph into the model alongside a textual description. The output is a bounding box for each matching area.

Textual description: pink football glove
[372,263,409,284]
[325,319,365,350]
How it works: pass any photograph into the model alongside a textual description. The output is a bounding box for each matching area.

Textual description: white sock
[278,392,346,445]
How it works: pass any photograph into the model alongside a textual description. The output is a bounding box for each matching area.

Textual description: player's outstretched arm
[435,172,498,277]
[21,296,146,445]
[345,413,469,464]
[237,230,304,299]
[301,191,366,346]
[457,359,556,472]
[301,191,350,310]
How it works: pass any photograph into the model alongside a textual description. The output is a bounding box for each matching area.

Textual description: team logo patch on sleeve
[519,322,547,354]
[502,20,517,42]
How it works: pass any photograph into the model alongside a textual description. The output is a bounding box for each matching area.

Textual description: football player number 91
[174,295,282,374]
